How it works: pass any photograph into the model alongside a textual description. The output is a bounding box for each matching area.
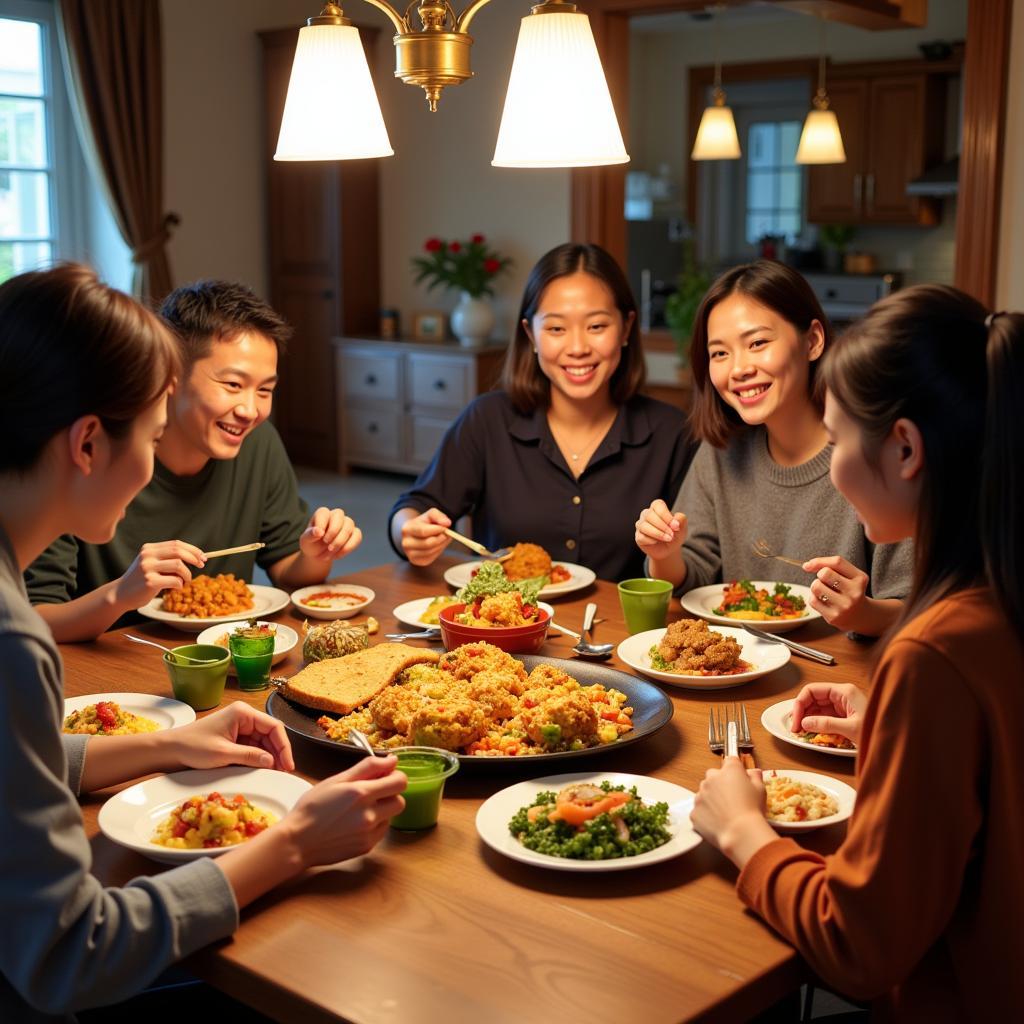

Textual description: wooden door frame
[575,0,1012,306]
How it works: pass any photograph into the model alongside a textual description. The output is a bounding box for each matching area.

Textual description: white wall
[997,0,1024,310]
[160,0,571,340]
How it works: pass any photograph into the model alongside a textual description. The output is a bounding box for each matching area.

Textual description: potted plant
[412,234,512,346]
[664,240,712,369]
[818,224,855,273]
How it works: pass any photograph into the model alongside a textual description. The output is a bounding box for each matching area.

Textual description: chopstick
[443,527,488,557]
[203,542,265,559]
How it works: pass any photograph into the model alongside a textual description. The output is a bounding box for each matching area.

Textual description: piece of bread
[282,643,439,715]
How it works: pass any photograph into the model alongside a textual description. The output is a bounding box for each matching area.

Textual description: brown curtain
[57,0,177,302]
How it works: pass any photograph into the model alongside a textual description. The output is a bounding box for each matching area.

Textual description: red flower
[424,237,443,252]
[449,241,462,253]
[484,258,501,274]
[471,233,485,244]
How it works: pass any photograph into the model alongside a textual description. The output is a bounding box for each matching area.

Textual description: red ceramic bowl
[438,602,550,655]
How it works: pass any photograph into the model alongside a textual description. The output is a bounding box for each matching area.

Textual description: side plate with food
[139,582,290,633]
[198,621,298,669]
[760,769,856,832]
[475,772,701,871]
[62,693,196,734]
[443,560,596,600]
[290,583,374,620]
[760,700,857,758]
[680,580,820,634]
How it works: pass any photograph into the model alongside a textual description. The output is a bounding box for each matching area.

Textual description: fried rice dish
[63,700,159,736]
[650,618,751,676]
[455,591,541,628]
[316,641,634,756]
[161,573,254,618]
[152,792,276,849]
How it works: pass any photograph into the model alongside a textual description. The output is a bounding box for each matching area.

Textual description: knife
[741,623,836,665]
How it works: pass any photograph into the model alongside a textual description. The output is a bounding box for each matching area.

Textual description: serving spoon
[549,603,613,659]
[124,634,221,663]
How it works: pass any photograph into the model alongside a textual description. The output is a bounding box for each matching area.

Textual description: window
[0,9,54,282]
[745,120,803,245]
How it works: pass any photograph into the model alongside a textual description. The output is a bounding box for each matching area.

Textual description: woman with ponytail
[690,286,1024,1018]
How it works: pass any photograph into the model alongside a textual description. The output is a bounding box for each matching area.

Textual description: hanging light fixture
[691,6,740,161]
[795,14,846,165]
[274,1,628,168]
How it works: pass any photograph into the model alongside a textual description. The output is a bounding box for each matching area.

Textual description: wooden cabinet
[807,71,947,226]
[333,337,507,474]
[260,29,381,471]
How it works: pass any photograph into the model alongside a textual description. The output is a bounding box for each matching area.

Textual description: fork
[751,538,805,569]
[707,704,756,768]
[442,527,511,561]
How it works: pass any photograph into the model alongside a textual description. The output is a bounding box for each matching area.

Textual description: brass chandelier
[275,0,630,167]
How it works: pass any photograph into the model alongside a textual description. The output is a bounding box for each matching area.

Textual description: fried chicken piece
[658,617,742,673]
[368,685,427,735]
[409,697,489,751]
[501,542,552,581]
[521,690,599,748]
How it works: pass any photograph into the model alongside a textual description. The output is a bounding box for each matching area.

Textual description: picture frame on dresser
[413,311,447,342]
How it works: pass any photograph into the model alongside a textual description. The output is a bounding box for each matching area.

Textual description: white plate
[138,584,290,633]
[393,596,555,629]
[679,581,820,634]
[761,700,857,759]
[616,625,790,689]
[62,692,196,732]
[476,771,701,872]
[761,768,856,832]
[98,767,312,864]
[290,583,375,620]
[443,560,597,600]
[197,621,298,670]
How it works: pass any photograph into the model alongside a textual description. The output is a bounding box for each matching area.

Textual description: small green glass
[390,747,460,830]
[617,577,673,635]
[228,622,276,691]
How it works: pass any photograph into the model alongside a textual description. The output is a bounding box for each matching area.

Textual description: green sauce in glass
[389,748,459,830]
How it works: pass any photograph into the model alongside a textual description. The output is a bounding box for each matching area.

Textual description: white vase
[451,291,495,347]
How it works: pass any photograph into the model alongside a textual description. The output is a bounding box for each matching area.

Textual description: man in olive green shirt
[25,281,361,640]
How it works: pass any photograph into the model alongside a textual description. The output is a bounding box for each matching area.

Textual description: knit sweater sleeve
[672,442,722,591]
[735,638,983,1001]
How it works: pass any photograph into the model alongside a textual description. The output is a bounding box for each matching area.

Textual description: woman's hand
[802,554,901,636]
[166,702,295,772]
[634,500,687,562]
[400,507,452,566]
[790,682,866,745]
[299,506,362,562]
[691,757,777,868]
[281,755,408,869]
[113,540,206,610]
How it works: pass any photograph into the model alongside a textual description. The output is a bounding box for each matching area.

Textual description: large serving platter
[442,560,597,600]
[139,584,290,633]
[266,654,673,767]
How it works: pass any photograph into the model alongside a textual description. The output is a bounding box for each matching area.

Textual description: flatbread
[281,643,439,715]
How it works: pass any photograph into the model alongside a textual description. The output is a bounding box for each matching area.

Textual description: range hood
[906,155,959,197]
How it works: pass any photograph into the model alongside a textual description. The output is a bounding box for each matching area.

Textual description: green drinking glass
[617,577,673,635]
[389,747,460,830]
[228,623,276,691]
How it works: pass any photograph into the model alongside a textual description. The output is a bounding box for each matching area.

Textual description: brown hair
[159,279,292,370]
[823,285,1024,639]
[688,260,831,447]
[500,243,645,413]
[0,263,180,473]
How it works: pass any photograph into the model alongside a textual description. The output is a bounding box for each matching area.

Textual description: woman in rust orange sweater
[691,286,1024,1020]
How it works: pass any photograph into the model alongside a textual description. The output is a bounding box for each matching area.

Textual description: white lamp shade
[795,108,846,165]
[691,103,741,160]
[274,24,393,161]
[492,12,628,168]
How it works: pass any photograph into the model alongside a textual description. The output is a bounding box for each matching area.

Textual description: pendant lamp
[691,6,739,161]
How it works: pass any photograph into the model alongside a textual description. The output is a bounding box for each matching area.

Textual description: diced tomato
[523,697,538,709]
[95,702,118,731]
[795,806,807,821]
[203,838,222,848]
[172,819,190,839]
[590,691,609,704]
[600,708,621,721]
[244,820,267,837]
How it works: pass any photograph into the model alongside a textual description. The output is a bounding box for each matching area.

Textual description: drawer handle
[367,422,379,434]
[365,373,378,386]
[433,379,447,390]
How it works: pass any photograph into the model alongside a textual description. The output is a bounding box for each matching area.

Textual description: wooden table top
[63,559,874,1024]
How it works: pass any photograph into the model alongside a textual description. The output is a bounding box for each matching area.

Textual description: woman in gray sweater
[0,265,407,1020]
[634,261,912,636]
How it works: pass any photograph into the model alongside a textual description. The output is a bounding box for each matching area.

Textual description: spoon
[385,628,441,641]
[348,727,383,757]
[549,603,613,659]
[124,634,221,664]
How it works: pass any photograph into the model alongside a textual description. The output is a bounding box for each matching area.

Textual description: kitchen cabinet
[807,71,946,226]
[333,337,506,474]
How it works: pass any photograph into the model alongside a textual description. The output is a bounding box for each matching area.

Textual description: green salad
[457,561,544,608]
[508,781,672,860]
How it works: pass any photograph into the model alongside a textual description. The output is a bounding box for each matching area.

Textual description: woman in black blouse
[388,243,695,582]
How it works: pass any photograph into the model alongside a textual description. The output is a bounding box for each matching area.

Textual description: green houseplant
[664,240,711,368]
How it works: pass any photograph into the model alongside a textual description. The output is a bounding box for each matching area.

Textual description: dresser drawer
[341,349,401,402]
[407,354,472,410]
[343,408,402,462]
[408,413,456,467]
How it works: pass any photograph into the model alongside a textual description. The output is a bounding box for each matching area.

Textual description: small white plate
[62,692,196,732]
[761,768,856,832]
[197,621,298,670]
[761,700,857,759]
[443,560,597,600]
[394,597,555,630]
[138,584,290,633]
[680,581,820,634]
[476,771,701,872]
[98,767,312,864]
[616,625,790,689]
[290,583,375,620]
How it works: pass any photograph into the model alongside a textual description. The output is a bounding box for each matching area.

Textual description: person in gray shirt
[0,265,407,1021]
[635,261,912,637]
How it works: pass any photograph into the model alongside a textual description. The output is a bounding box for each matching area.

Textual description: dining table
[62,558,874,1024]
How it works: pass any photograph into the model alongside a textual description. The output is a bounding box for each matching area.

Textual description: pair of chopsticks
[442,528,512,561]
[202,541,265,560]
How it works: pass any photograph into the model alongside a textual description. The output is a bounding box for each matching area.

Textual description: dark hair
[159,279,292,369]
[0,263,180,474]
[501,243,645,412]
[688,260,832,447]
[822,285,1024,639]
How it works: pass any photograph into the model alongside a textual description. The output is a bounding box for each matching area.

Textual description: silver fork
[707,705,725,755]
[708,704,756,767]
[751,538,805,569]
